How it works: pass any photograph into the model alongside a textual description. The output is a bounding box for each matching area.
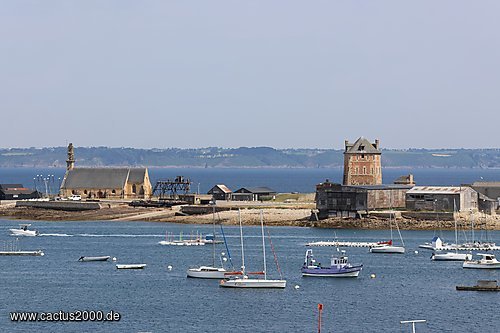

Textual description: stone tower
[343,137,382,185]
[66,143,75,171]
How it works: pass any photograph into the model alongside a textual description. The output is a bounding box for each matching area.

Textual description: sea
[0,168,499,332]
[1,167,500,194]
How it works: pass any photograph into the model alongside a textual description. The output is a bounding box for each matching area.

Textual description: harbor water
[1,220,499,332]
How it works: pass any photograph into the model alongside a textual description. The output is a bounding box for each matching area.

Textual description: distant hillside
[0,147,499,168]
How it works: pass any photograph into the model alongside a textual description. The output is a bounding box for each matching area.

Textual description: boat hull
[301,265,362,278]
[9,229,38,237]
[370,245,405,254]
[463,262,500,269]
[116,264,147,269]
[220,279,286,288]
[79,256,110,262]
[431,253,472,261]
[187,267,228,279]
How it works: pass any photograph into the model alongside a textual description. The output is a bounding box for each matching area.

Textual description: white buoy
[414,250,419,254]
[112,257,117,262]
[294,285,300,290]
[167,265,173,271]
[370,274,376,279]
[222,257,228,262]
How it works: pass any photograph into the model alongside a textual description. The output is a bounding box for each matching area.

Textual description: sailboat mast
[238,209,245,275]
[212,204,216,267]
[260,210,267,280]
[453,199,458,252]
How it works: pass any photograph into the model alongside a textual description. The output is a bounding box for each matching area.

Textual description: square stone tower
[343,137,382,185]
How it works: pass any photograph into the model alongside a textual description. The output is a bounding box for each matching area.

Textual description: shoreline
[1,205,499,231]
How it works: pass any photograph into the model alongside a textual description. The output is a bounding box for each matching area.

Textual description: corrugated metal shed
[407,186,463,195]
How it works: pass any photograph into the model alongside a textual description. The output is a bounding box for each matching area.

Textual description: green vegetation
[0,147,498,168]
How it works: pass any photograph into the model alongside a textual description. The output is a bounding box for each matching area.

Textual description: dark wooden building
[315,180,412,218]
[0,184,39,200]
[232,187,277,201]
[405,186,478,212]
[207,184,232,201]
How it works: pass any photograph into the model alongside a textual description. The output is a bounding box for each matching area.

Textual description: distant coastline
[0,146,499,169]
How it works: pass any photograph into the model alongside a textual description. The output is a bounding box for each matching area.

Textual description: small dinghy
[116,264,147,269]
[78,256,111,262]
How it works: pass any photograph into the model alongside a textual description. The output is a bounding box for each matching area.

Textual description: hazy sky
[1,1,499,149]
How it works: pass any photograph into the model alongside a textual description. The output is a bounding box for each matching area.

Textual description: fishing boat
[78,256,111,262]
[370,209,405,254]
[116,264,147,269]
[463,253,500,269]
[187,206,239,279]
[301,249,362,277]
[220,210,286,288]
[9,224,39,237]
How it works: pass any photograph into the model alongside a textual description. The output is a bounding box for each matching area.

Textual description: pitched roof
[0,184,24,190]
[61,168,147,189]
[407,186,472,195]
[235,186,276,194]
[128,168,147,183]
[344,137,381,154]
[209,184,232,194]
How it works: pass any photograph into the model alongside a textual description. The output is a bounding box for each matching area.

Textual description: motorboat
[9,224,39,237]
[301,249,362,277]
[116,264,147,269]
[463,253,500,269]
[78,256,111,262]
[219,209,286,289]
[431,251,472,261]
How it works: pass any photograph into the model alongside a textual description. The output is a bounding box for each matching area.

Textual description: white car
[68,195,81,201]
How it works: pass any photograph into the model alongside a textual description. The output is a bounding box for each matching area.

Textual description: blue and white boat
[301,249,363,277]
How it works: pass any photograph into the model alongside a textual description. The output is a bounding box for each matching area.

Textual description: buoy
[112,257,117,262]
[167,265,173,271]
[370,274,376,279]
[294,285,300,290]
[414,250,419,254]
[222,257,228,262]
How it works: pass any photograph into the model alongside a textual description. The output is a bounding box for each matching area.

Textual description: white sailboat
[220,210,286,288]
[370,209,405,254]
[432,202,472,261]
[187,205,238,279]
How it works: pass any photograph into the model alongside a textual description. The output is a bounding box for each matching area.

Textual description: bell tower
[66,143,75,171]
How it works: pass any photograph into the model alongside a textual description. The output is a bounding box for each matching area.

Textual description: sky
[1,1,499,150]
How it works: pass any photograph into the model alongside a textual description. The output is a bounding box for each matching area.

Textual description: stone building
[59,143,152,199]
[315,180,412,218]
[343,137,382,186]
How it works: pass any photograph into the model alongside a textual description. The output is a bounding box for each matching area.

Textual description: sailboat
[370,209,405,254]
[220,210,286,288]
[187,206,238,279]
[431,200,472,261]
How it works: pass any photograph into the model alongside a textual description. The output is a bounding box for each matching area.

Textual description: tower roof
[344,137,381,154]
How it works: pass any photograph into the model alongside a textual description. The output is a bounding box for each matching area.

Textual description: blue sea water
[1,167,500,194]
[0,220,499,332]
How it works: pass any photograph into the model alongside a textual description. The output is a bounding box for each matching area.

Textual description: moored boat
[301,249,362,277]
[78,256,111,262]
[463,253,500,269]
[431,251,472,261]
[116,264,147,269]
